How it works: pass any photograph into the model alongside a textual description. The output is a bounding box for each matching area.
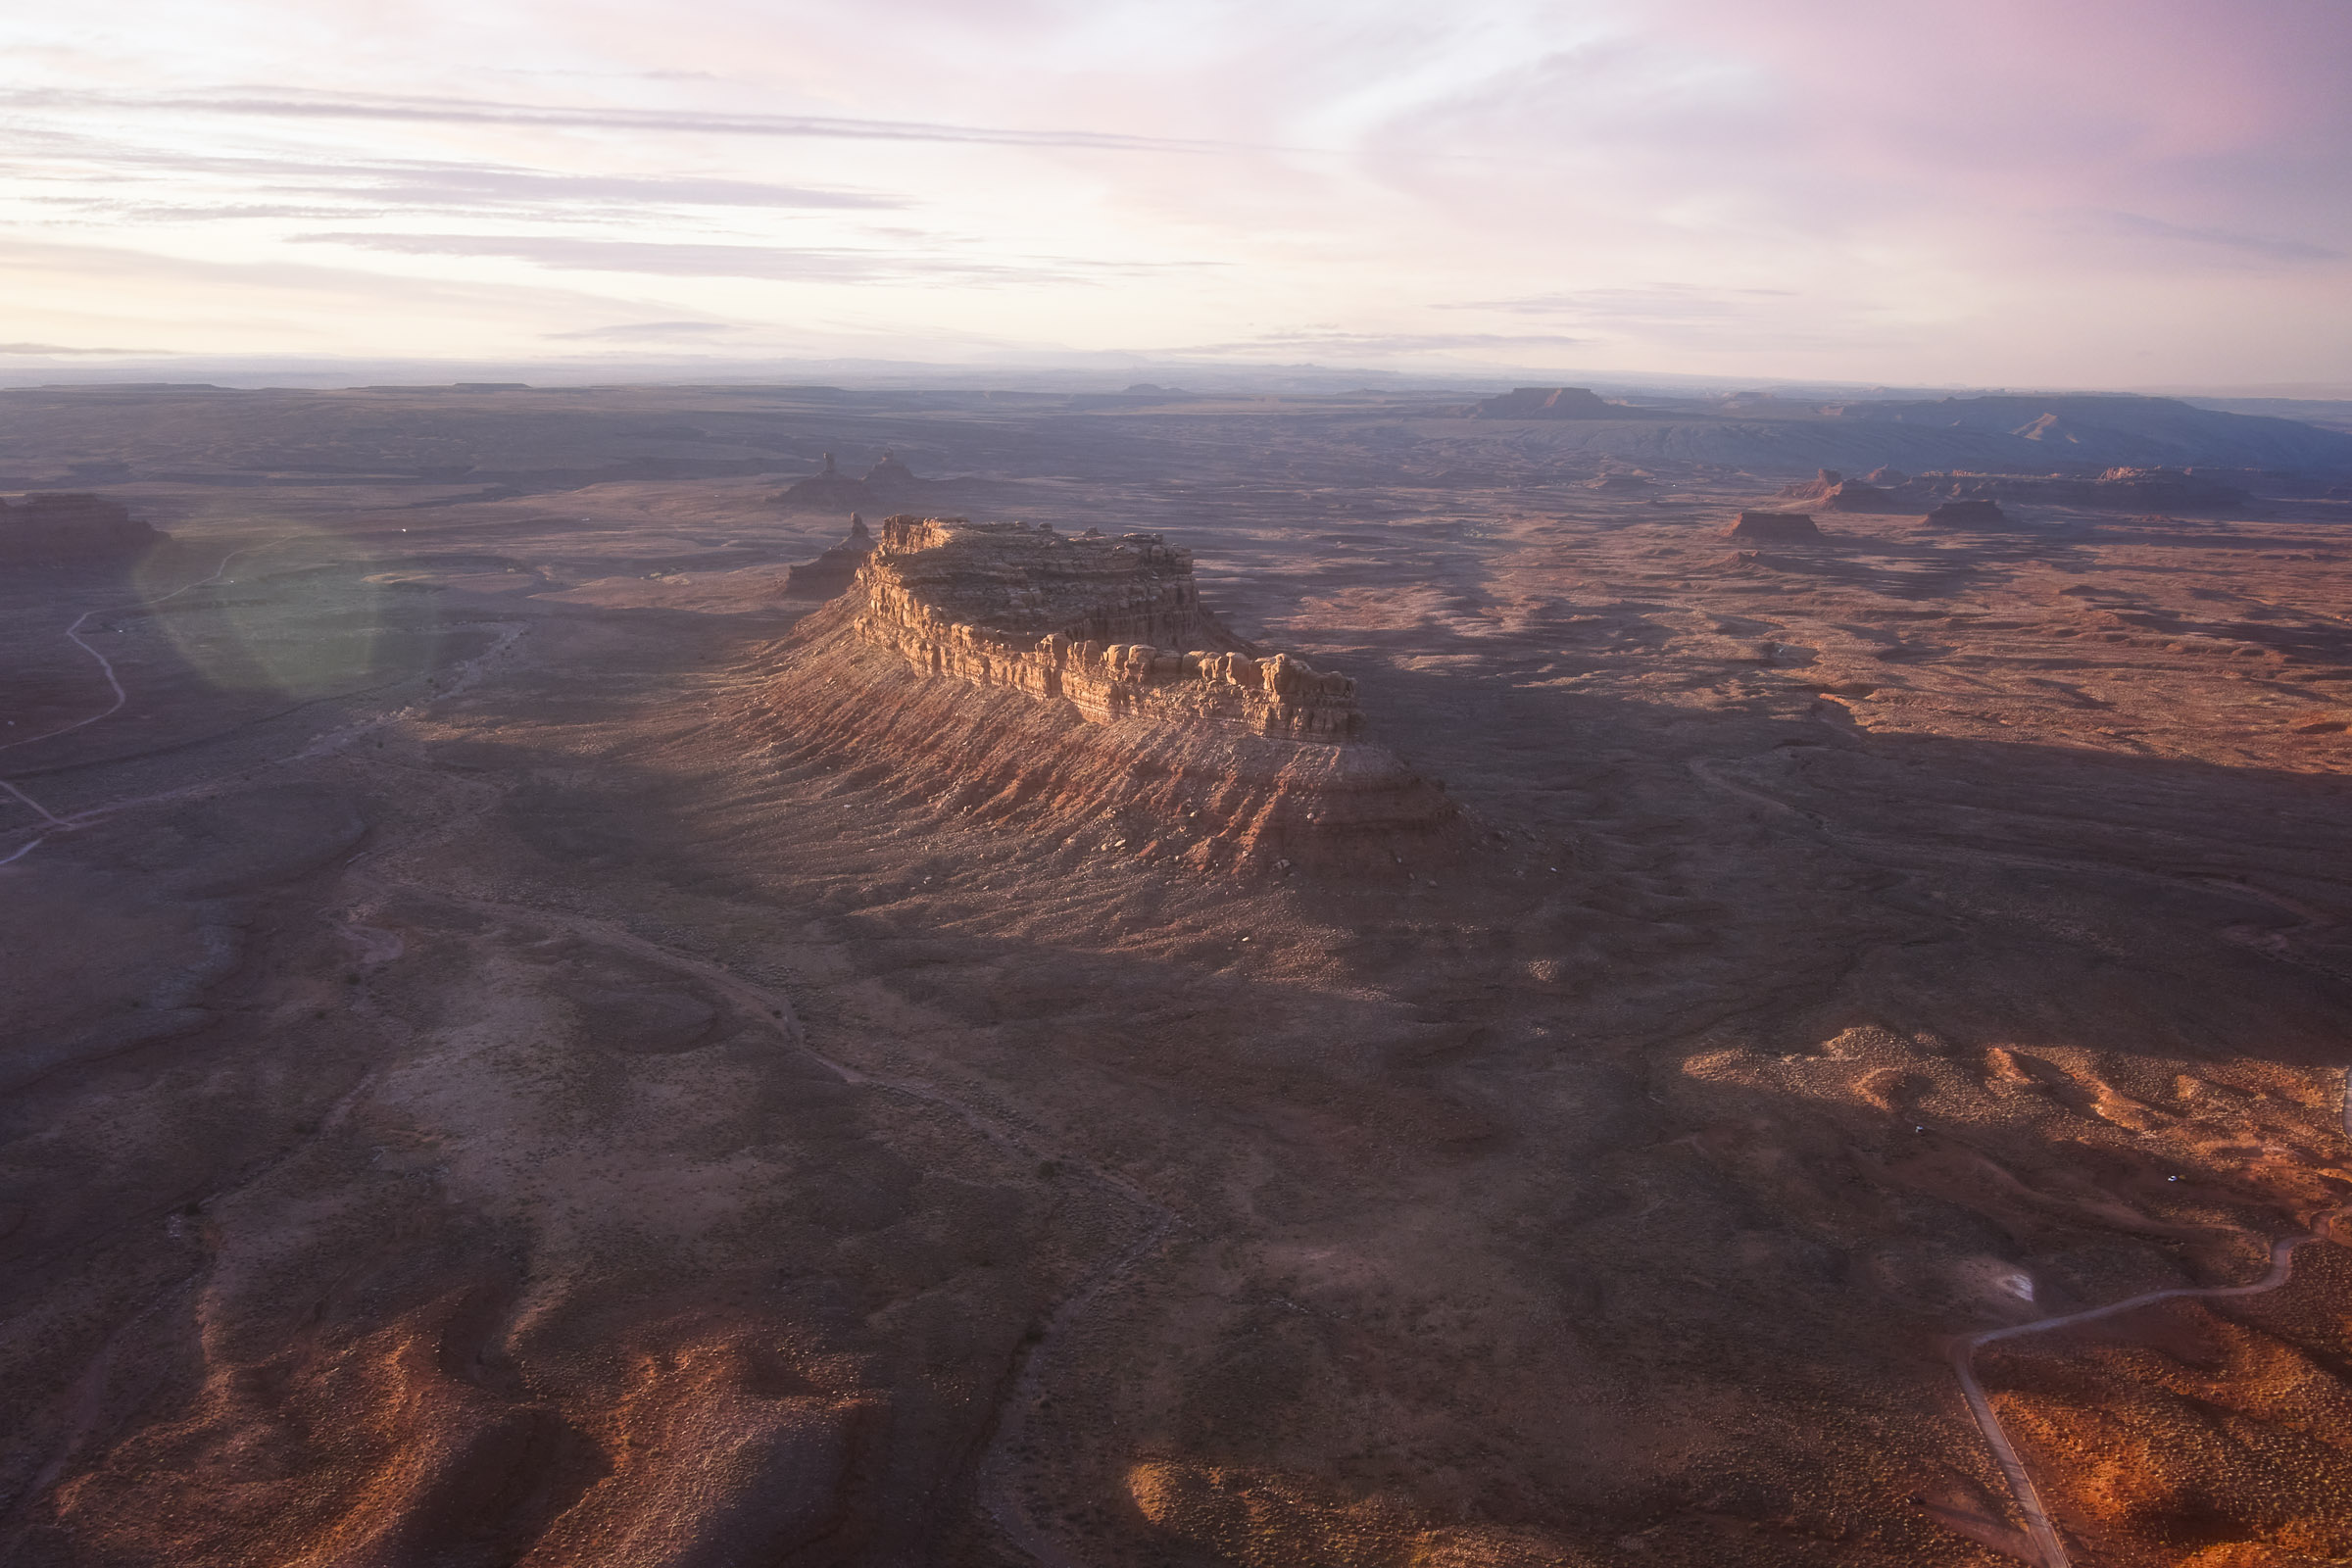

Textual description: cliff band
[753,516,1462,872]
[856,517,1360,741]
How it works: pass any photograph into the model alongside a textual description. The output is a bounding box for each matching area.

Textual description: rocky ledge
[754,515,1462,872]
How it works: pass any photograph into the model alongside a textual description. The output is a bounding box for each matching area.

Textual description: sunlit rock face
[758,515,1463,872]
[855,517,1361,741]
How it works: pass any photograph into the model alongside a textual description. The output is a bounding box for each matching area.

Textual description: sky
[2,0,2348,387]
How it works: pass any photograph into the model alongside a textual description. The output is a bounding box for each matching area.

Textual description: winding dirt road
[1947,1076,2352,1568]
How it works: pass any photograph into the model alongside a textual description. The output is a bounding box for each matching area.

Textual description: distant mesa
[1865,466,1909,486]
[1471,386,1616,420]
[1922,499,2017,530]
[773,449,937,513]
[0,492,163,564]
[1588,471,1652,492]
[756,514,1462,872]
[779,513,875,599]
[1723,511,1823,542]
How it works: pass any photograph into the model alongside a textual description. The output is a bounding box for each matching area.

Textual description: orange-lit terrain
[3,382,2349,1566]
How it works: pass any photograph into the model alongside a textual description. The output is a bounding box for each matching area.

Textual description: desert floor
[4,386,2350,1567]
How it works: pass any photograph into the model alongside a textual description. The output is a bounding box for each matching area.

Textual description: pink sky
[2,0,2345,385]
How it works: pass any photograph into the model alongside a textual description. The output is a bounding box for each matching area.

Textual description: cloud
[1,135,901,219]
[293,231,1177,285]
[0,341,149,355]
[547,320,738,340]
[0,87,1271,157]
[1187,329,1584,355]
[1452,285,1800,320]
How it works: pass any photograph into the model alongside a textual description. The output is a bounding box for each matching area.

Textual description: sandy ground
[2,387,2349,1567]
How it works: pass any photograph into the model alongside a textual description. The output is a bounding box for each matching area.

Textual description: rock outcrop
[1588,471,1652,493]
[1723,511,1823,542]
[0,492,162,564]
[755,515,1462,872]
[779,514,874,599]
[1471,386,1616,419]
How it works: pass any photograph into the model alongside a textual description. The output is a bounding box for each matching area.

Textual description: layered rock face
[855,517,1359,741]
[758,515,1461,872]
[0,492,161,564]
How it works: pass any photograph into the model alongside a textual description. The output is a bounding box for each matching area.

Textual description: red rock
[759,515,1463,872]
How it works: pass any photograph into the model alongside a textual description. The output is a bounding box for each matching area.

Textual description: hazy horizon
[7,1,2349,389]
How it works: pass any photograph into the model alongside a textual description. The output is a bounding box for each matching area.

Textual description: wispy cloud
[0,341,151,355]
[290,231,1141,285]
[547,320,737,340]
[1188,329,1584,355]
[1456,284,1799,320]
[0,87,1274,157]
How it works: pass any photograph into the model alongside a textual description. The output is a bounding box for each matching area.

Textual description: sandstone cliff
[755,516,1462,872]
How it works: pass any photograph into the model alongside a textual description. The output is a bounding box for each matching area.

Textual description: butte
[753,516,1462,872]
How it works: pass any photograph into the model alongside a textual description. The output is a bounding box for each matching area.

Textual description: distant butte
[756,516,1462,872]
[773,449,937,514]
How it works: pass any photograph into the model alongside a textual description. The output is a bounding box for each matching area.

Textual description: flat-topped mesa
[853,515,1362,741]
